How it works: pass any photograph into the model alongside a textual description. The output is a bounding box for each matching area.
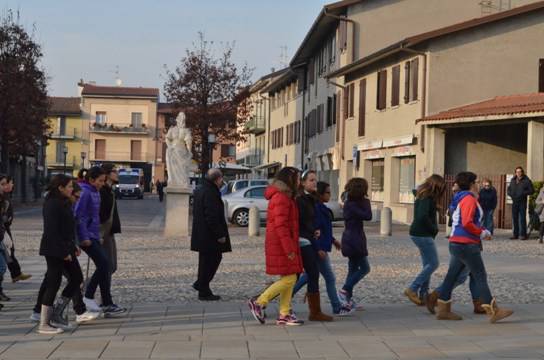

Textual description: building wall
[45,114,85,176]
[348,0,540,60]
[427,11,544,115]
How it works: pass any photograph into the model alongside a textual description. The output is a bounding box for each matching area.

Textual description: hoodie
[449,191,484,245]
[75,182,101,242]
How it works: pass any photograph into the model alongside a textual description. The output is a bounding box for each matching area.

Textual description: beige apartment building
[80,83,160,190]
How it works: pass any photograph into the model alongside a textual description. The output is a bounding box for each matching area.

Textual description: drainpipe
[400,47,428,152]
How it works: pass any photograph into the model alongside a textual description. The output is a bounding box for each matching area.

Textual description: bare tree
[0,10,49,176]
[163,33,252,177]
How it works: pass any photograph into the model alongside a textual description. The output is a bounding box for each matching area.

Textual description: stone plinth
[164,186,192,237]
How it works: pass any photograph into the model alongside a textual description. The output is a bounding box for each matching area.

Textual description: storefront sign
[359,139,383,151]
[383,134,414,148]
[391,146,415,157]
[363,150,385,160]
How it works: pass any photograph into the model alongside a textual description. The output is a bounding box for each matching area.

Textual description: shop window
[398,156,416,203]
[371,159,384,201]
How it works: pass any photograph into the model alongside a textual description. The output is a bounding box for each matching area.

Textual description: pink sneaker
[276,313,304,326]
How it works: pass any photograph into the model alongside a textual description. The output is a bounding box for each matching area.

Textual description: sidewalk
[2,300,544,359]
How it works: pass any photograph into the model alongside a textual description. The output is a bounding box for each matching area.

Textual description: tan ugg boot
[481,298,513,323]
[436,299,462,320]
[403,288,422,306]
[307,292,333,322]
[426,290,439,314]
[472,300,486,314]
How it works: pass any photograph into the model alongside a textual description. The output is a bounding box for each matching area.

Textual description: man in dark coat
[191,168,231,301]
[507,166,534,240]
[156,181,164,202]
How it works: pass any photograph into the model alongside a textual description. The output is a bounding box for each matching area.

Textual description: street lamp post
[63,146,69,175]
[80,151,86,170]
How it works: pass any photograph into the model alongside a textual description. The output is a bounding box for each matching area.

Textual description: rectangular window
[317,105,322,134]
[404,61,411,104]
[335,92,341,142]
[391,65,400,106]
[332,93,337,125]
[131,140,142,161]
[343,88,349,119]
[308,59,315,85]
[410,58,419,102]
[377,70,387,110]
[56,141,65,163]
[95,139,106,159]
[96,111,107,125]
[57,116,66,135]
[358,79,366,137]
[398,156,416,203]
[220,144,230,157]
[131,112,143,128]
[338,21,347,52]
[371,160,385,199]
[326,97,332,127]
[349,83,355,117]
[228,145,236,157]
[539,58,544,92]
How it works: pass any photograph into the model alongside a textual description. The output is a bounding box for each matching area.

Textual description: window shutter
[316,105,321,134]
[410,58,419,102]
[349,83,355,117]
[539,59,544,92]
[358,79,366,137]
[343,87,349,119]
[335,92,341,142]
[326,97,332,127]
[309,60,315,85]
[404,61,411,104]
[332,93,337,125]
[131,140,142,161]
[339,20,347,51]
[392,65,400,106]
[95,139,106,159]
[377,70,387,110]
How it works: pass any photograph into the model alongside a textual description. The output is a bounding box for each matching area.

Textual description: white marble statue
[165,112,193,188]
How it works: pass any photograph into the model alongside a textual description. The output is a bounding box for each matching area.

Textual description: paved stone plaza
[2,196,544,359]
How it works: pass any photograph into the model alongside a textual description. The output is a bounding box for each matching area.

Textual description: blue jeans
[409,236,439,297]
[82,240,113,306]
[438,243,492,304]
[293,253,342,313]
[436,265,480,300]
[342,256,370,298]
[512,200,527,238]
[483,210,494,235]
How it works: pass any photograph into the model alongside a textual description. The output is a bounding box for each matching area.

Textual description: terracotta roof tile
[419,93,544,122]
[48,97,81,115]
[81,84,159,98]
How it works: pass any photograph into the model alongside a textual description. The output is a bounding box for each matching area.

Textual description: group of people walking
[28,165,126,334]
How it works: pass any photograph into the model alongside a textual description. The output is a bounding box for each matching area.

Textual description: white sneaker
[83,297,101,312]
[76,311,100,324]
[29,312,40,322]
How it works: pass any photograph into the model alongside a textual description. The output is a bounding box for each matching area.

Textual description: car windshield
[119,175,139,184]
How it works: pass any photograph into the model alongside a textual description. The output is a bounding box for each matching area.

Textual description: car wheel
[233,209,250,227]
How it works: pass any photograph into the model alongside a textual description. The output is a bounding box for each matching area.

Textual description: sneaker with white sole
[334,306,355,317]
[102,304,127,317]
[83,297,101,312]
[76,311,100,324]
[276,313,304,326]
[247,298,265,324]
[29,311,40,322]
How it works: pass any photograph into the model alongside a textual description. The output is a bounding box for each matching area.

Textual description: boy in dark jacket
[479,179,497,235]
[507,167,534,240]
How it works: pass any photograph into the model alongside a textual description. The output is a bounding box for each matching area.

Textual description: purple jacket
[75,182,101,242]
[341,198,372,257]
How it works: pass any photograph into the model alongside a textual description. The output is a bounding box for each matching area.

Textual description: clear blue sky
[1,0,328,97]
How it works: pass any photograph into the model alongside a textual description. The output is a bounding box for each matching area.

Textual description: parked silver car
[226,179,269,194]
[223,185,344,227]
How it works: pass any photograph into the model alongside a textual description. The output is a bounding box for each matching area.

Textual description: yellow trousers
[256,274,297,316]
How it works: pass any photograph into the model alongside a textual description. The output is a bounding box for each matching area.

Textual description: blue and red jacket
[449,191,485,245]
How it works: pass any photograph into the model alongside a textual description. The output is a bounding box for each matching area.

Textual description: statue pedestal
[164,186,192,238]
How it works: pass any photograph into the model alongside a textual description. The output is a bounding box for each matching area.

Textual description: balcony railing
[50,128,78,140]
[90,122,150,135]
[245,116,266,135]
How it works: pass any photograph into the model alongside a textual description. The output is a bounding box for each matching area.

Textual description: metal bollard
[223,200,229,223]
[380,207,392,236]
[248,206,260,237]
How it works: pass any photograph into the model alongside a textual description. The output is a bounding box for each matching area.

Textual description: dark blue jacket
[75,182,101,242]
[341,199,372,257]
[478,187,497,211]
[315,202,334,252]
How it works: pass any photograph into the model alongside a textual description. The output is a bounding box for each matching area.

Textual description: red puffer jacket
[264,181,303,275]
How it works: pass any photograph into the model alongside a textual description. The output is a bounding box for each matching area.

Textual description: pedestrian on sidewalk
[292,181,353,316]
[76,166,126,317]
[248,167,303,326]
[404,175,446,307]
[507,166,534,240]
[295,170,333,322]
[434,171,513,323]
[338,178,372,310]
[479,179,497,235]
[100,164,121,275]
[157,180,164,202]
[535,186,544,244]
[0,174,9,308]
[2,176,32,284]
[38,174,80,334]
[30,181,99,326]
[191,168,231,301]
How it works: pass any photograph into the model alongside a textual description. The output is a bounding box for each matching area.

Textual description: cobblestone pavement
[3,196,544,359]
